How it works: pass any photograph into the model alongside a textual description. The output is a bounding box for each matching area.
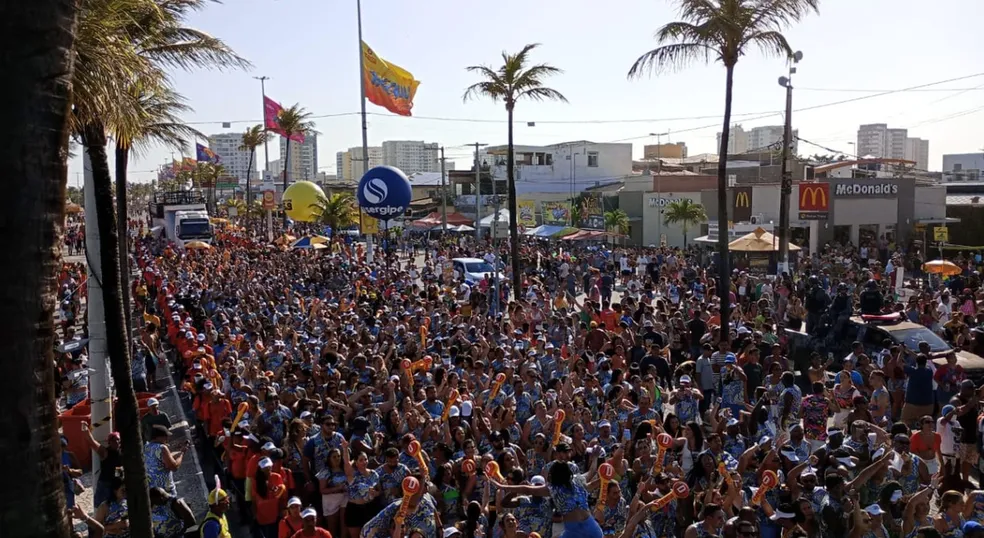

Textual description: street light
[776,50,802,276]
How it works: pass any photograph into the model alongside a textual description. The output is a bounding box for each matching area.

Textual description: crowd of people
[59,216,984,538]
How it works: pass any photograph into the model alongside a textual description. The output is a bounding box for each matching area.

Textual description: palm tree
[312,192,357,231]
[628,0,817,336]
[663,198,708,247]
[271,104,316,225]
[604,209,630,246]
[111,77,202,345]
[239,124,269,213]
[0,1,78,535]
[70,1,248,535]
[464,43,568,300]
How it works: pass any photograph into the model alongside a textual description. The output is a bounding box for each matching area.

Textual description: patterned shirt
[360,494,439,538]
[801,394,830,441]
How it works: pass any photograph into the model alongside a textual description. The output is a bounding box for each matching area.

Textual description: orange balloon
[656,433,674,449]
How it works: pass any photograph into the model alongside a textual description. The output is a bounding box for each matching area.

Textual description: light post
[485,194,505,315]
[649,132,668,245]
[777,50,802,276]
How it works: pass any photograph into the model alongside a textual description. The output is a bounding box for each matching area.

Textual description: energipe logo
[362,178,389,204]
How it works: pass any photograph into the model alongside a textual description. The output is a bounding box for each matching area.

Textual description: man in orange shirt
[203,389,233,439]
[291,508,332,538]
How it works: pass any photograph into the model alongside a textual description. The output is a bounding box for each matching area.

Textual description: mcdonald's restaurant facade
[620,175,947,253]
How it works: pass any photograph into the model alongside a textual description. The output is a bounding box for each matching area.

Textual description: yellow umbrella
[309,235,331,245]
[184,240,212,250]
[273,234,297,246]
[922,259,961,276]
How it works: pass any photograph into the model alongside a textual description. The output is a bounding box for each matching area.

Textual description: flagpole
[357,0,374,264]
[254,75,273,241]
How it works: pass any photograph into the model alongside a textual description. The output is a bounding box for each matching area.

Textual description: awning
[525,225,569,237]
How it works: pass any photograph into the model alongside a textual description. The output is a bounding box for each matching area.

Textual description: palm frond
[462,66,506,102]
[516,87,569,103]
[140,27,251,71]
[628,42,711,78]
[741,30,793,59]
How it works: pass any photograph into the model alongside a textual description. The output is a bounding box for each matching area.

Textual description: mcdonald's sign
[732,187,752,222]
[798,182,829,220]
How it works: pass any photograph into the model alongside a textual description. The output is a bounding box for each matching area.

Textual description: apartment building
[207,132,258,184]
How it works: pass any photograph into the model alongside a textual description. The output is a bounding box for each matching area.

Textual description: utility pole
[356,0,374,263]
[472,142,488,237]
[650,132,668,245]
[254,75,273,241]
[439,147,448,232]
[777,51,803,276]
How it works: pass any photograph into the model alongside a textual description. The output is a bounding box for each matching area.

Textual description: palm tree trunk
[114,144,133,347]
[716,63,735,340]
[83,123,154,538]
[0,2,77,535]
[507,105,521,301]
[683,224,688,248]
[246,149,254,217]
[283,140,291,227]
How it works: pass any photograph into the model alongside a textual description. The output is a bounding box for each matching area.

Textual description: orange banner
[361,41,420,116]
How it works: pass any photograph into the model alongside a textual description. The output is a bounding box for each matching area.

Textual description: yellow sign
[517,200,536,228]
[735,191,750,207]
[933,226,949,242]
[360,211,379,235]
[262,190,276,210]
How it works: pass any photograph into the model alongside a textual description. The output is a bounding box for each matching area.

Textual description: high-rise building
[643,142,688,159]
[942,153,984,181]
[716,125,797,155]
[903,137,930,171]
[335,146,383,181]
[857,124,908,160]
[279,133,318,182]
[382,140,442,174]
[207,132,259,184]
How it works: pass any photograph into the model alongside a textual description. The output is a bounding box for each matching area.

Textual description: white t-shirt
[937,417,957,456]
[620,257,631,271]
[937,300,951,320]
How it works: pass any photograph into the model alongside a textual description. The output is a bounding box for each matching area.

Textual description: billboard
[732,187,753,222]
[541,201,570,226]
[578,195,604,230]
[798,182,829,220]
[517,200,536,228]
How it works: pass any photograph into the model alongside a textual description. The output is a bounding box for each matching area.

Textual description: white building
[903,137,930,171]
[942,153,984,182]
[716,125,798,155]
[382,140,441,174]
[336,146,383,181]
[207,133,258,184]
[857,124,907,160]
[279,133,318,182]
[482,140,632,197]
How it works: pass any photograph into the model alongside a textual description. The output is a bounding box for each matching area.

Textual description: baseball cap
[962,521,984,534]
[726,418,739,427]
[262,442,276,452]
[863,504,886,516]
[449,406,460,418]
[444,529,462,538]
[679,375,692,385]
[835,456,856,468]
[287,497,302,507]
[258,457,273,469]
[301,508,317,519]
[146,398,159,407]
[461,401,473,417]
[531,475,546,486]
[942,405,956,416]
[598,420,611,429]
[724,355,737,364]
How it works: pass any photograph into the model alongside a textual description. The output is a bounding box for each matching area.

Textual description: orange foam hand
[650,482,691,512]
[751,470,778,505]
[489,373,506,401]
[552,410,566,446]
[653,433,673,473]
[441,389,460,422]
[596,463,615,509]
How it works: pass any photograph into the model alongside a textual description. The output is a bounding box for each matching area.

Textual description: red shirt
[251,472,285,525]
[204,398,232,437]
[291,528,333,538]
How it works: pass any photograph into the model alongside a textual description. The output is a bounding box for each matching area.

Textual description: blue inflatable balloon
[357,166,411,221]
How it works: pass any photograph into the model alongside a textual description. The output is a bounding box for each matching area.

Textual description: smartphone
[623,429,632,441]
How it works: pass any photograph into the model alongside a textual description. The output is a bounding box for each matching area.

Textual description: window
[587,152,599,167]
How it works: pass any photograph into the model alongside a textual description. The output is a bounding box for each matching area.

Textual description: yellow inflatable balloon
[282,181,325,222]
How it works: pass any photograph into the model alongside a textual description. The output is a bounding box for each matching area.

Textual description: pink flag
[263,96,305,143]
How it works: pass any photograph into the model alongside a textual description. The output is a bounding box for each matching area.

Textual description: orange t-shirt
[204,398,232,437]
[251,472,285,525]
[228,445,250,480]
[279,516,304,538]
[291,528,333,538]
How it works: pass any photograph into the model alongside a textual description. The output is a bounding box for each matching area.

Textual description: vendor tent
[728,227,801,252]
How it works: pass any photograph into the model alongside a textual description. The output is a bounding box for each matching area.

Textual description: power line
[798,87,984,93]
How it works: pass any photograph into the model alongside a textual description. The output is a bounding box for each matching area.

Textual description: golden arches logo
[735,191,750,207]
[800,185,828,210]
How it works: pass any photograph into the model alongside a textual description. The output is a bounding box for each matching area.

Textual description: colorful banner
[517,200,536,228]
[542,201,571,226]
[360,210,379,235]
[196,143,220,164]
[264,96,305,143]
[578,195,604,230]
[361,41,420,117]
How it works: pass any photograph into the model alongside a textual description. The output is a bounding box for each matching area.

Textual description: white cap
[146,398,160,407]
[531,475,546,486]
[185,331,193,339]
[461,401,473,417]
[835,456,856,468]
[258,457,273,469]
[890,490,903,503]
[288,496,302,507]
[449,406,460,418]
[801,466,818,477]
[262,442,276,451]
[864,504,886,516]
[726,418,739,427]
[300,411,313,420]
[779,447,800,462]
[301,508,317,519]
[769,510,796,521]
[444,529,462,538]
[679,375,692,385]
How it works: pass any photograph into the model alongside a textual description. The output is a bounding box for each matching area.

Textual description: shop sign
[798,182,829,220]
[833,183,898,197]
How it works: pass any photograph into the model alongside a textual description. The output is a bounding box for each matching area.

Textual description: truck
[148,190,213,249]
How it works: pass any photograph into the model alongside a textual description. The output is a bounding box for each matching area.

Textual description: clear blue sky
[68,0,984,186]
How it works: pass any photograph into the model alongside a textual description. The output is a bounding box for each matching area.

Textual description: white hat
[184,331,193,339]
[779,447,800,462]
[890,490,903,503]
[300,411,313,420]
[863,504,886,516]
[246,434,260,443]
[203,382,213,390]
[287,496,302,507]
[301,508,317,519]
[449,406,460,418]
[801,466,818,477]
[835,456,856,468]
[146,398,160,407]
[444,528,462,538]
[769,510,796,521]
[262,442,276,452]
[530,475,546,486]
[258,457,273,469]
[726,418,739,427]
[197,334,206,341]
[461,401,473,417]
[679,375,692,385]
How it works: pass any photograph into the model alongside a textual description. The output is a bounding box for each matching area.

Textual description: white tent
[478,209,510,227]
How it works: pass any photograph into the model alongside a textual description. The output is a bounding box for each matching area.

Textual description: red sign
[798,182,829,220]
